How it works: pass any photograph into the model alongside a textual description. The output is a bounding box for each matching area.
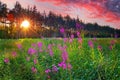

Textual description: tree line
[0,1,120,38]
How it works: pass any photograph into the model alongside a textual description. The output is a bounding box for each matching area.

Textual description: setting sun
[21,20,30,29]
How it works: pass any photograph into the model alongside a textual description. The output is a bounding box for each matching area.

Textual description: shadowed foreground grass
[0,38,120,80]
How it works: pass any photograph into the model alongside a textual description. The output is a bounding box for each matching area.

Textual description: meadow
[0,38,120,80]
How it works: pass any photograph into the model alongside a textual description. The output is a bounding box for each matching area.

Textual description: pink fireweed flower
[63,38,68,43]
[38,42,42,48]
[31,67,37,73]
[67,63,72,70]
[58,45,67,52]
[76,31,80,37]
[48,44,53,56]
[62,63,67,69]
[38,42,43,52]
[60,27,65,33]
[58,61,67,69]
[45,69,51,74]
[17,43,22,49]
[78,37,82,44]
[4,58,9,64]
[69,38,73,43]
[58,62,72,70]
[58,44,62,51]
[71,34,74,39]
[97,45,102,51]
[58,45,68,62]
[93,37,97,41]
[63,45,67,49]
[28,48,36,55]
[47,75,50,79]
[88,40,94,48]
[33,59,37,64]
[12,51,17,57]
[49,50,53,57]
[62,51,68,62]
[110,40,116,45]
[48,44,52,50]
[52,65,58,72]
[109,45,113,50]
[58,62,64,67]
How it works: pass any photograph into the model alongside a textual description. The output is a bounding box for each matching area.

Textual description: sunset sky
[1,0,120,29]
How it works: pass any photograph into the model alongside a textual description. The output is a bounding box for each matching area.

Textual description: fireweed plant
[0,23,120,80]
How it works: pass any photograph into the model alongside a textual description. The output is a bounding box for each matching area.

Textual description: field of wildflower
[0,36,120,80]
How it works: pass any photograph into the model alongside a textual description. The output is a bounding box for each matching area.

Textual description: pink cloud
[36,0,120,24]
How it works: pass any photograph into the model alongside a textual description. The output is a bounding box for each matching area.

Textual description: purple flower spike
[88,40,94,48]
[12,51,17,57]
[69,39,73,43]
[48,44,54,56]
[58,61,67,69]
[62,51,68,62]
[78,37,82,44]
[45,69,51,74]
[63,38,68,43]
[4,58,9,64]
[48,44,52,49]
[109,45,113,50]
[76,31,80,37]
[71,34,74,39]
[38,42,42,48]
[110,40,116,45]
[49,50,53,57]
[28,48,36,55]
[97,45,102,51]
[52,65,58,72]
[31,67,37,73]
[17,43,22,49]
[33,59,37,64]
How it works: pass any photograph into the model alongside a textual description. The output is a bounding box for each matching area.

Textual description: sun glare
[21,20,30,29]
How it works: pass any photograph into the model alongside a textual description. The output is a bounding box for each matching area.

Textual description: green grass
[0,38,120,80]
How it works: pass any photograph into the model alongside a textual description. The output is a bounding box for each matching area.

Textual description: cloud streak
[36,0,120,28]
